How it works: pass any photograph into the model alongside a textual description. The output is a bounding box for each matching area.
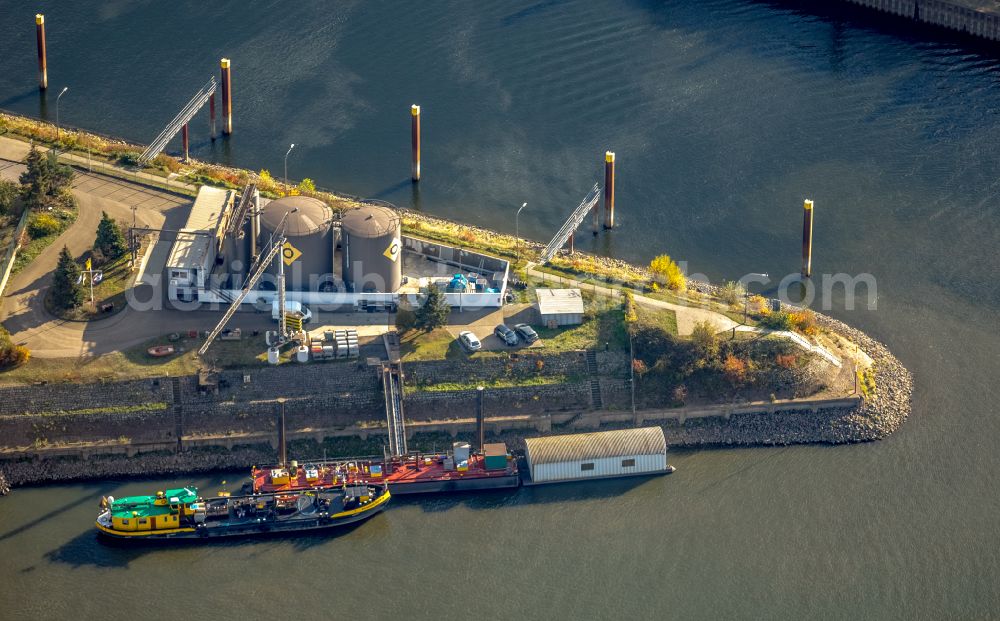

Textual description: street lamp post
[55,86,68,142]
[284,143,295,191]
[515,202,527,266]
[743,272,769,324]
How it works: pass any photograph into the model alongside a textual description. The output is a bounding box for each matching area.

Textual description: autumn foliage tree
[649,254,686,292]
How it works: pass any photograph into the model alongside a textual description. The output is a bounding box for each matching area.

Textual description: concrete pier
[842,0,1000,42]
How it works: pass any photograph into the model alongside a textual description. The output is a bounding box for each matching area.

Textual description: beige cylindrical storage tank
[340,205,402,293]
[259,195,334,291]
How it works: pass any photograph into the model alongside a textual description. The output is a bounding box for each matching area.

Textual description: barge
[252,441,519,496]
[95,483,389,541]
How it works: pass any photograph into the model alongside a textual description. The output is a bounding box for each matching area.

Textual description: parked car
[514,323,539,344]
[458,331,482,352]
[494,324,519,346]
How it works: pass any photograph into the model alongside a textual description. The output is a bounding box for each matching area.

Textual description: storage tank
[340,204,402,293]
[259,196,334,291]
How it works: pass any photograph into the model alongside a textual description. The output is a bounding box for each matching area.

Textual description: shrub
[720,280,745,306]
[28,213,61,238]
[759,311,794,331]
[622,290,638,324]
[723,353,748,385]
[113,151,142,167]
[789,310,818,336]
[690,320,719,358]
[649,254,686,292]
[0,326,29,369]
[298,178,316,193]
[671,384,688,407]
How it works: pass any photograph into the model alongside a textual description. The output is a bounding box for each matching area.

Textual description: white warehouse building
[524,427,668,484]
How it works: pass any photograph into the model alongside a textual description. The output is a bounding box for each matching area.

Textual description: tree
[415,285,450,331]
[298,178,316,193]
[649,254,686,292]
[94,211,127,260]
[19,146,74,208]
[0,179,19,216]
[51,246,84,310]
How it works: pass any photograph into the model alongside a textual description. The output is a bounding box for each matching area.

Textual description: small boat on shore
[146,345,175,357]
[95,483,389,541]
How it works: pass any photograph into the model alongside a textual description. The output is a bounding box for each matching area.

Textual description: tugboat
[95,482,389,541]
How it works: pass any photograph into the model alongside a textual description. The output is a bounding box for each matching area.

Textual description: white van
[271,300,312,324]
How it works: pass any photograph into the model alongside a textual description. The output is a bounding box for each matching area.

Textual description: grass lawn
[399,328,466,362]
[534,301,628,352]
[635,305,678,335]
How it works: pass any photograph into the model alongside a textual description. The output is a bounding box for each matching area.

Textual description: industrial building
[535,288,585,327]
[163,185,509,310]
[523,427,669,484]
[166,186,236,302]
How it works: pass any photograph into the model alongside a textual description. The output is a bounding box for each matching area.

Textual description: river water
[1,1,999,618]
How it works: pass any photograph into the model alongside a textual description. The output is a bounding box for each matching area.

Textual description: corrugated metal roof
[535,288,584,315]
[525,427,666,466]
[184,185,233,234]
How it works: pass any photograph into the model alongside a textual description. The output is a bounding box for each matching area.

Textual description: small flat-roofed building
[524,427,667,484]
[535,288,584,327]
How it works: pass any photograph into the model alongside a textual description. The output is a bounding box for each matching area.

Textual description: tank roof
[341,204,400,238]
[260,195,332,236]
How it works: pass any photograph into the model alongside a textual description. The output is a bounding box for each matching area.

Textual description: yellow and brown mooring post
[182,123,190,162]
[220,58,233,135]
[567,231,575,254]
[35,14,47,91]
[411,104,421,182]
[604,151,616,229]
[802,199,814,278]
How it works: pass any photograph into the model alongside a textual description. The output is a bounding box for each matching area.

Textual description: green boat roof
[110,487,198,518]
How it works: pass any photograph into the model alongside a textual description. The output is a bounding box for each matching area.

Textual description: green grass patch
[534,302,628,352]
[400,328,463,362]
[635,305,678,336]
[406,374,573,394]
[22,402,169,417]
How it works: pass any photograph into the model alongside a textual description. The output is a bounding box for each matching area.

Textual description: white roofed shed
[524,427,668,484]
[535,288,584,326]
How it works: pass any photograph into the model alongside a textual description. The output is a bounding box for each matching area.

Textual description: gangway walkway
[139,77,217,164]
[383,362,407,457]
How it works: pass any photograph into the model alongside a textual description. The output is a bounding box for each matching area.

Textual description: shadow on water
[0,493,97,543]
[395,474,662,514]
[369,178,413,201]
[43,513,380,569]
